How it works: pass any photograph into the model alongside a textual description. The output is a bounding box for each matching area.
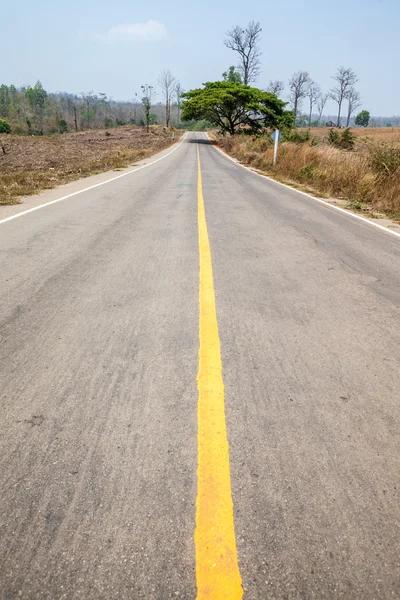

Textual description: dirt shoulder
[0,126,180,205]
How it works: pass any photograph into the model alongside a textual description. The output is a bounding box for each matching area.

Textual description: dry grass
[301,127,400,147]
[216,131,400,219]
[0,126,179,205]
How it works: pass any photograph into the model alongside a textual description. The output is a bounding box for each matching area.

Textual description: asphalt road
[1,132,400,599]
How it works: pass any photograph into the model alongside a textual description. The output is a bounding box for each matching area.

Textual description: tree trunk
[39,117,43,136]
[337,101,342,127]
[309,102,312,127]
[293,98,298,124]
[73,106,78,132]
[243,61,249,86]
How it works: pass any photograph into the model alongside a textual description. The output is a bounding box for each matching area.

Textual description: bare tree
[174,82,183,123]
[132,92,139,124]
[158,70,176,127]
[267,80,284,96]
[307,81,321,127]
[67,98,78,131]
[316,92,329,124]
[80,91,97,129]
[345,87,361,127]
[330,67,358,127]
[289,71,311,124]
[141,85,154,133]
[224,21,262,85]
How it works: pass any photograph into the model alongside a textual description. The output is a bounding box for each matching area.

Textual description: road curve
[0,132,399,599]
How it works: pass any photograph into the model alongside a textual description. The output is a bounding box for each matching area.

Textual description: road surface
[1,132,400,599]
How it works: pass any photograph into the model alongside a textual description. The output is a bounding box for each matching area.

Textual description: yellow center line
[195,144,243,600]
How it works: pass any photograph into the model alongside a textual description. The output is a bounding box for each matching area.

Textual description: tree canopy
[355,110,370,127]
[222,66,242,84]
[181,81,292,135]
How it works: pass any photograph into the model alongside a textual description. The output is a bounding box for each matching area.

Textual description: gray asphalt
[0,132,399,599]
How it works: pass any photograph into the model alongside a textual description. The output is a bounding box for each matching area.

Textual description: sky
[2,0,399,116]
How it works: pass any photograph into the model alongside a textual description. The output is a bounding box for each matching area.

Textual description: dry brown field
[0,126,178,205]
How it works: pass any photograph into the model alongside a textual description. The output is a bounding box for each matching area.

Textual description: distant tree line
[0,73,183,136]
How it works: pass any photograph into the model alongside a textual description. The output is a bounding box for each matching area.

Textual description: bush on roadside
[284,128,310,144]
[0,119,11,134]
[217,132,400,217]
[328,128,355,150]
[369,143,400,178]
[340,128,356,150]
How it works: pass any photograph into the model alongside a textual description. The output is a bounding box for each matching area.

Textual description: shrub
[297,164,317,181]
[328,128,340,146]
[0,119,11,134]
[59,119,68,134]
[104,117,114,128]
[340,128,355,150]
[190,119,213,131]
[285,128,310,144]
[369,143,400,178]
[329,128,355,150]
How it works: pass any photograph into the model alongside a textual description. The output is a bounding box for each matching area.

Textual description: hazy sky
[2,0,399,115]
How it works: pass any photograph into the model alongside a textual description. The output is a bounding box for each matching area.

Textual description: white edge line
[0,131,189,226]
[206,133,400,241]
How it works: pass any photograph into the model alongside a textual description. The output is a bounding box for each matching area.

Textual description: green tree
[59,119,68,133]
[355,110,370,127]
[181,81,292,135]
[222,66,242,84]
[0,85,11,117]
[141,85,154,132]
[25,81,47,135]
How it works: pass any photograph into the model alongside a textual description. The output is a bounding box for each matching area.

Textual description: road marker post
[271,129,282,166]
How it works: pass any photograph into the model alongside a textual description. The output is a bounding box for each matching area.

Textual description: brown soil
[0,126,178,205]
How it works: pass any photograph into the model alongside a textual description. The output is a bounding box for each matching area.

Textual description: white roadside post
[271,129,282,166]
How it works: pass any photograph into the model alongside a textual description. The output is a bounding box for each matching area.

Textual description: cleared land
[0,126,178,205]
[301,126,400,146]
[216,127,400,220]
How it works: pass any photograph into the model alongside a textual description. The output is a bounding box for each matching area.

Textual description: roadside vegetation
[0,126,179,205]
[215,128,400,219]
[180,20,400,221]
[2,17,399,217]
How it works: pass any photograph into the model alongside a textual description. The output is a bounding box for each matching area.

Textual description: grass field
[216,127,400,220]
[301,127,400,146]
[0,126,178,205]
